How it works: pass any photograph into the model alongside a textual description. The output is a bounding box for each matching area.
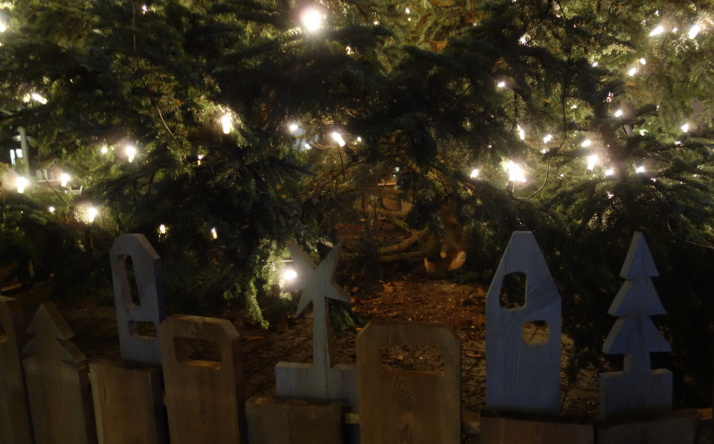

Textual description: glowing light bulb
[300,6,326,33]
[159,224,167,235]
[605,168,615,176]
[16,177,28,193]
[649,25,665,36]
[639,58,647,65]
[126,145,136,162]
[681,123,690,132]
[331,131,346,147]
[283,267,298,282]
[221,113,232,134]
[592,61,598,67]
[636,165,645,173]
[497,81,506,88]
[505,160,526,183]
[519,34,528,45]
[31,93,47,104]
[628,67,637,76]
[582,139,592,147]
[60,173,70,187]
[405,7,410,13]
[543,134,553,143]
[586,155,598,171]
[517,125,525,141]
[211,227,218,239]
[689,24,701,39]
[87,207,98,223]
[614,109,623,117]
[0,21,6,33]
[470,168,480,178]
[100,145,109,155]
[288,123,299,133]
[48,206,55,213]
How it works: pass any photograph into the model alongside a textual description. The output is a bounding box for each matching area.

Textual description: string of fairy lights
[0,3,710,248]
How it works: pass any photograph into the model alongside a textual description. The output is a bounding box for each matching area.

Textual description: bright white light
[87,207,98,223]
[639,58,647,65]
[614,109,623,117]
[636,165,646,173]
[356,136,362,143]
[649,25,665,36]
[586,155,598,171]
[48,206,55,213]
[607,192,614,199]
[303,143,311,150]
[543,134,553,143]
[0,21,6,33]
[283,267,298,282]
[497,81,506,88]
[519,34,528,45]
[300,6,326,33]
[211,227,218,239]
[31,93,47,104]
[470,168,480,178]
[689,24,701,39]
[288,123,299,133]
[592,61,598,67]
[331,131,346,147]
[517,125,525,141]
[505,161,526,183]
[100,145,109,155]
[571,104,578,109]
[628,67,637,76]
[405,7,410,13]
[126,145,137,162]
[605,168,615,176]
[197,153,204,165]
[158,224,167,235]
[581,139,592,147]
[639,129,648,136]
[60,173,70,187]
[681,123,690,132]
[221,113,232,134]
[16,177,28,193]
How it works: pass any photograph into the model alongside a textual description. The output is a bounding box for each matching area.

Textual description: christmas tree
[0,0,712,402]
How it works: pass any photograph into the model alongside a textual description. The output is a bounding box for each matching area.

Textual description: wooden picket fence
[0,231,707,444]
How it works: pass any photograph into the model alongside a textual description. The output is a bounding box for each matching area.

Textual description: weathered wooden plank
[596,409,699,444]
[23,302,97,444]
[600,232,672,420]
[485,231,561,414]
[160,314,245,444]
[110,234,166,366]
[246,397,342,444]
[89,360,167,444]
[276,242,357,405]
[480,411,594,444]
[357,321,461,444]
[0,296,33,444]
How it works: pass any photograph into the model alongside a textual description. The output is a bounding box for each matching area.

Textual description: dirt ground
[44,271,599,418]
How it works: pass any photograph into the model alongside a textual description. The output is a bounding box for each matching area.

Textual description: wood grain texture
[0,296,33,444]
[89,360,167,444]
[110,234,166,366]
[480,411,594,444]
[595,409,699,444]
[160,314,245,444]
[357,321,461,444]
[246,397,342,444]
[23,302,97,444]
[485,231,561,414]
[276,242,357,405]
[600,232,672,420]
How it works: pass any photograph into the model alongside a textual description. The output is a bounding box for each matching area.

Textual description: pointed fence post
[275,241,358,405]
[599,231,672,420]
[485,231,561,414]
[110,234,166,366]
[161,314,245,444]
[0,296,33,444]
[23,302,97,444]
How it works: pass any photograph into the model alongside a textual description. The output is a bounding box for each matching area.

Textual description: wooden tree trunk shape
[0,296,33,444]
[110,234,166,366]
[357,321,461,444]
[23,302,96,444]
[160,314,245,444]
[599,231,672,420]
[485,231,562,414]
[275,241,358,405]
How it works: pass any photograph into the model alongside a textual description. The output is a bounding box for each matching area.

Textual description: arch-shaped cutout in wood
[499,272,527,309]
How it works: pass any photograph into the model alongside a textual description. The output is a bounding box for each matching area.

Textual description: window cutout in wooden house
[380,345,445,373]
[523,320,549,344]
[174,337,222,368]
[129,321,157,339]
[119,255,141,307]
[500,272,527,309]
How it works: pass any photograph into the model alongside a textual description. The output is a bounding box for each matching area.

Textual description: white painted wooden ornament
[275,241,358,405]
[110,234,166,366]
[485,231,561,414]
[600,231,672,420]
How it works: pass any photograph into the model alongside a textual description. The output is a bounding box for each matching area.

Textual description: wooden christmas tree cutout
[599,231,672,420]
[485,231,561,414]
[275,241,358,405]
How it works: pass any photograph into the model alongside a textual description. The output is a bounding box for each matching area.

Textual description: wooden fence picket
[161,314,246,444]
[110,233,166,366]
[357,321,461,444]
[0,296,33,444]
[23,302,97,444]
